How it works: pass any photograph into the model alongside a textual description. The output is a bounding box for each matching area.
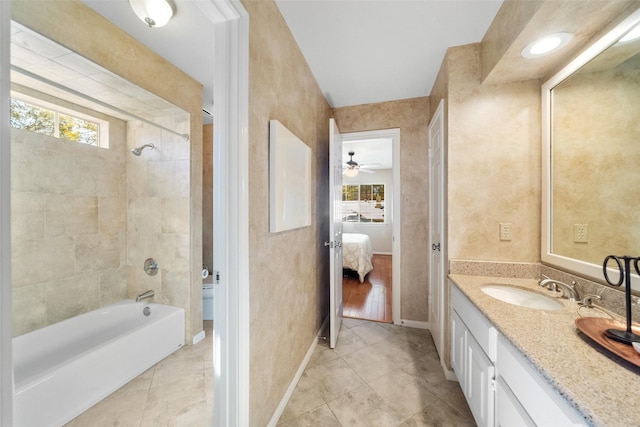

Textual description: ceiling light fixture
[129,0,174,28]
[344,168,359,177]
[521,32,572,59]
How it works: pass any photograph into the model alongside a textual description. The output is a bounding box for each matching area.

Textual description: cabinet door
[451,311,466,389]
[495,377,535,427]
[467,333,495,427]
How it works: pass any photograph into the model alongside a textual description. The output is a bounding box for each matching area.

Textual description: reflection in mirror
[543,9,640,290]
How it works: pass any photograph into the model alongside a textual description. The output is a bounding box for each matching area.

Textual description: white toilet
[203,276,214,321]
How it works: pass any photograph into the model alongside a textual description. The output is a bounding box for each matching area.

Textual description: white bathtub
[13,300,184,427]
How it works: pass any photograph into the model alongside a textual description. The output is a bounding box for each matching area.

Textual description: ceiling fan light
[130,0,174,28]
[344,168,359,177]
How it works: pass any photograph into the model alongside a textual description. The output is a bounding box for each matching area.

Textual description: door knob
[432,243,441,251]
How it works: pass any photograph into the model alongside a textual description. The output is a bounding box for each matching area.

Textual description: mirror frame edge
[541,7,640,290]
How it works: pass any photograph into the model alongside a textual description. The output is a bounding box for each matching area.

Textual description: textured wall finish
[332,97,430,322]
[242,0,332,424]
[13,0,203,342]
[202,125,214,272]
[552,61,640,264]
[481,0,636,85]
[447,44,541,263]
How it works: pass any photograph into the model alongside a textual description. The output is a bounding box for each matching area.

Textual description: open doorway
[340,129,400,324]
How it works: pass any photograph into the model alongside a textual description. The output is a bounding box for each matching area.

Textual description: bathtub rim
[13,299,185,392]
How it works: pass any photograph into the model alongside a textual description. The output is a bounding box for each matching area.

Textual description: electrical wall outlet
[574,224,588,243]
[499,223,512,241]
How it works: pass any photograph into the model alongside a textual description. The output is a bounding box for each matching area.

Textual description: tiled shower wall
[125,118,192,324]
[11,102,128,336]
[11,95,193,337]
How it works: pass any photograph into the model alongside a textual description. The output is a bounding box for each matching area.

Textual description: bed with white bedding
[342,233,373,283]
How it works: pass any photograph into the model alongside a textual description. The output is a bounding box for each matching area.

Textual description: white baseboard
[267,315,329,426]
[192,330,205,345]
[399,319,429,329]
[443,364,458,382]
[373,251,392,255]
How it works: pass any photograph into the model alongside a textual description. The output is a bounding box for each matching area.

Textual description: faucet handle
[579,294,601,307]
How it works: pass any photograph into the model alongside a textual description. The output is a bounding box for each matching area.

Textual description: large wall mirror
[542,8,640,290]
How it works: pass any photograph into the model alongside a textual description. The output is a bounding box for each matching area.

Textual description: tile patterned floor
[63,318,473,427]
[65,321,214,427]
[277,318,476,427]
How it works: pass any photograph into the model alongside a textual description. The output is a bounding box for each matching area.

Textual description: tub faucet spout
[136,290,154,302]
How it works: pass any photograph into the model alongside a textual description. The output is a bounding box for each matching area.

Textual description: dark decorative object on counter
[602,255,640,344]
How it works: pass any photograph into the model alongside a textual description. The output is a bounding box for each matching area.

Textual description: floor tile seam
[437,395,474,422]
[365,373,434,423]
[148,370,207,393]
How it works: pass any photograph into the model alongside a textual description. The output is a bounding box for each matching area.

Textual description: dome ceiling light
[521,32,572,59]
[129,0,175,28]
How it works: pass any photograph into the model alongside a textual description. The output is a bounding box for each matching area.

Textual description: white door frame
[196,0,251,425]
[428,99,445,362]
[329,119,343,348]
[0,1,251,425]
[341,128,401,325]
[0,2,13,426]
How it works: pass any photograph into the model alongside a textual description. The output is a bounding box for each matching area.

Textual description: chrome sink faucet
[538,278,580,301]
[136,290,155,302]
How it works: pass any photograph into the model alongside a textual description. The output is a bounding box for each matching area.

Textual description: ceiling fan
[343,151,378,177]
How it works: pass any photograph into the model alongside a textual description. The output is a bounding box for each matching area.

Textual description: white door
[328,118,343,349]
[428,99,445,358]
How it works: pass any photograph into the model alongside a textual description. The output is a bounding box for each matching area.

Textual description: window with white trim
[10,97,108,148]
[342,184,385,223]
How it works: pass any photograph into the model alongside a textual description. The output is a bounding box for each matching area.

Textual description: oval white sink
[481,285,563,311]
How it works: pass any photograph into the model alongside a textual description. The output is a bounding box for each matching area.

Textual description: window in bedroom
[342,184,385,223]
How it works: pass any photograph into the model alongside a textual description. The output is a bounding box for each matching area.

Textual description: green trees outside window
[10,98,99,146]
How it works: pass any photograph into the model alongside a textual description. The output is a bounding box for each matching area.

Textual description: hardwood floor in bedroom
[343,254,392,323]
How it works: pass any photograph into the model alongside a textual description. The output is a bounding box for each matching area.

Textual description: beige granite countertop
[449,274,640,427]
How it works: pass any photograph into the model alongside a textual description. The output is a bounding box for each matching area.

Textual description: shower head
[131,143,155,156]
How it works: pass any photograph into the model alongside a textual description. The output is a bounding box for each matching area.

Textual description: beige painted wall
[447,44,541,264]
[241,0,332,424]
[13,0,204,341]
[202,125,214,271]
[332,97,431,322]
[430,43,542,369]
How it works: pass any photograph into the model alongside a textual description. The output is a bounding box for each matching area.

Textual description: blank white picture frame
[269,120,312,232]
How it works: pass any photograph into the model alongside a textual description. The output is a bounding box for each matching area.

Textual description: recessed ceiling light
[619,24,640,43]
[521,32,572,59]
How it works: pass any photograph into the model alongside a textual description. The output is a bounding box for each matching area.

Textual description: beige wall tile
[75,233,121,272]
[45,273,101,324]
[12,283,47,336]
[11,192,45,241]
[161,197,189,234]
[99,196,126,235]
[99,266,128,306]
[11,142,75,194]
[12,236,75,287]
[45,194,98,237]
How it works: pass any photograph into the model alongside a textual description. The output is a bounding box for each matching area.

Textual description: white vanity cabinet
[451,284,496,427]
[450,281,585,427]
